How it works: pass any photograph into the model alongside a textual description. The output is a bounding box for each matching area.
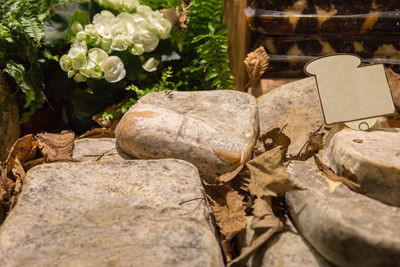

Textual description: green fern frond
[21,17,45,45]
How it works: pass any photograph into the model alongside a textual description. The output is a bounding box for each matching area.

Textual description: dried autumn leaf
[78,128,115,139]
[205,184,246,262]
[5,134,38,173]
[244,46,270,89]
[208,186,246,240]
[259,126,291,153]
[9,157,25,210]
[251,197,282,230]
[36,131,76,162]
[314,156,362,193]
[0,134,38,220]
[386,67,400,111]
[228,198,283,267]
[219,165,244,183]
[246,146,301,198]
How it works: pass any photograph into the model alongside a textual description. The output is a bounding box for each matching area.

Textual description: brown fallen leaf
[4,134,38,174]
[0,134,38,221]
[207,185,246,240]
[77,128,115,139]
[244,46,270,90]
[228,197,284,267]
[36,131,76,162]
[258,126,291,154]
[246,146,302,198]
[314,156,363,193]
[219,165,244,183]
[205,184,246,261]
[9,157,25,210]
[353,139,363,144]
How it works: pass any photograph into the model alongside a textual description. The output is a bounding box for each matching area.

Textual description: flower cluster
[59,4,172,83]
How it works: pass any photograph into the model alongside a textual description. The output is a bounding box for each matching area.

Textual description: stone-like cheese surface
[321,128,400,206]
[72,138,132,162]
[286,160,400,267]
[116,90,258,181]
[0,159,223,267]
[257,77,325,156]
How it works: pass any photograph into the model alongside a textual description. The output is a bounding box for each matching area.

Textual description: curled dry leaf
[207,185,246,240]
[228,198,284,267]
[205,184,246,262]
[246,146,302,198]
[78,128,115,139]
[244,46,270,90]
[314,156,362,193]
[0,134,38,221]
[36,131,76,162]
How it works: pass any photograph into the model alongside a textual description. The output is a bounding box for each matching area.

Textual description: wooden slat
[223,0,252,91]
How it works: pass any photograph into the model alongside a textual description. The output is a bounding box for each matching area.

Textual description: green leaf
[66,10,89,41]
[21,17,45,46]
[3,61,35,108]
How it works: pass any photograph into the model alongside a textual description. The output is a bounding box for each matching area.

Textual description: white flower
[73,72,87,83]
[146,12,172,39]
[85,24,98,38]
[101,56,126,83]
[59,55,72,71]
[76,31,87,41]
[80,66,103,79]
[69,40,87,56]
[71,54,87,70]
[116,13,137,35]
[111,17,129,37]
[67,70,76,78]
[93,10,115,39]
[142,57,159,72]
[136,5,153,17]
[70,21,83,34]
[111,36,130,51]
[88,48,109,65]
[131,29,159,52]
[130,44,144,55]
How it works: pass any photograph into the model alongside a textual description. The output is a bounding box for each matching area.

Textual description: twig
[96,148,115,161]
[178,197,204,205]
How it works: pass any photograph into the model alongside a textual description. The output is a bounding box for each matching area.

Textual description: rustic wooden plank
[223,0,252,91]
